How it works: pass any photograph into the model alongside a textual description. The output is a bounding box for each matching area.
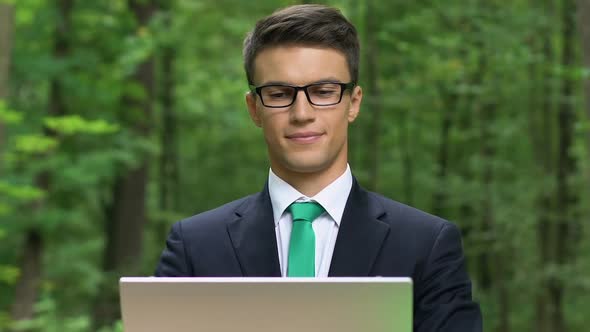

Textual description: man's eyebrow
[259,80,291,86]
[259,77,346,86]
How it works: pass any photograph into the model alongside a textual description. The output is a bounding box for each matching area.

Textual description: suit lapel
[329,180,390,276]
[227,184,281,277]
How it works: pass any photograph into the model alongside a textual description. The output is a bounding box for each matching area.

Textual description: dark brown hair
[243,4,360,84]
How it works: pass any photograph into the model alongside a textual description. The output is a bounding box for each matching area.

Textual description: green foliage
[117,27,156,78]
[9,295,90,332]
[0,100,23,124]
[0,182,44,201]
[0,265,19,284]
[44,115,119,136]
[13,134,58,154]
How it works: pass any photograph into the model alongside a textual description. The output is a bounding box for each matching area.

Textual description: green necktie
[287,201,325,277]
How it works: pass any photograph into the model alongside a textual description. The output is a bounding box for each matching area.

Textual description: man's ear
[246,92,262,127]
[347,85,362,123]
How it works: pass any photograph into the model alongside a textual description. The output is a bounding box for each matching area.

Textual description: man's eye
[312,89,338,98]
[269,92,287,98]
[264,88,292,99]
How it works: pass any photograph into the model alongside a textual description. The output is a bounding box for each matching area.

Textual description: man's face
[246,46,362,180]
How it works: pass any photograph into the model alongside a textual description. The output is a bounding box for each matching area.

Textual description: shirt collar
[268,165,353,227]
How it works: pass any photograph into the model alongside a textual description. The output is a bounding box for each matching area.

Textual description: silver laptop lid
[120,277,412,332]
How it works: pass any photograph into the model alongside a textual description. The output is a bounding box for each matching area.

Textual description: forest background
[0,0,589,331]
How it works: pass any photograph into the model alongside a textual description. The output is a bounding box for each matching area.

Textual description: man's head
[243,4,360,85]
[244,5,362,189]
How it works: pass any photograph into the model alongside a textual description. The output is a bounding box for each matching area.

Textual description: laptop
[119,277,412,332]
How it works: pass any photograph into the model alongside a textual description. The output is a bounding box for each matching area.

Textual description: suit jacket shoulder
[367,191,456,272]
[155,192,262,277]
[368,190,450,233]
[177,194,255,235]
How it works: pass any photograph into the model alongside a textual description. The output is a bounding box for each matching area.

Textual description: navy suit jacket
[155,179,483,331]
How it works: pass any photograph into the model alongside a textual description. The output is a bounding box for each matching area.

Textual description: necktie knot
[288,201,325,223]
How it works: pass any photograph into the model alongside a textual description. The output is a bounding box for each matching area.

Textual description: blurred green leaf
[0,265,20,285]
[14,134,58,154]
[0,182,44,200]
[0,100,23,124]
[44,115,119,135]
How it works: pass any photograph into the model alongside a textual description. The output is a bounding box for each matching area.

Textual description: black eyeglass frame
[248,81,357,108]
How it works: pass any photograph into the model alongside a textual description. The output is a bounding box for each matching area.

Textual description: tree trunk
[10,0,71,323]
[549,0,577,330]
[110,0,155,269]
[10,231,42,322]
[0,4,12,95]
[399,109,414,205]
[466,42,492,291]
[93,0,156,328]
[159,11,179,244]
[578,0,590,177]
[479,99,511,332]
[348,2,366,177]
[432,85,456,218]
[534,1,557,330]
[365,0,381,192]
[0,3,14,160]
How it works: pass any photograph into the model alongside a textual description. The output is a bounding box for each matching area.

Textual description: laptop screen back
[120,277,412,332]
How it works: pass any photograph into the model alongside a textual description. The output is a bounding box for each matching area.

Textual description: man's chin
[283,159,332,175]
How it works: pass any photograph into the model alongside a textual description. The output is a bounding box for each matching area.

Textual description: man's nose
[289,90,316,123]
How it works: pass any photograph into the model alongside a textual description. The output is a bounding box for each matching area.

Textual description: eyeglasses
[249,82,356,108]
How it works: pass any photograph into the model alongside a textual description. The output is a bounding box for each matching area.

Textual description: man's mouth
[286,131,324,143]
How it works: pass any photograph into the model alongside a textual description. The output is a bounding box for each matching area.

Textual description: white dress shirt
[268,165,353,277]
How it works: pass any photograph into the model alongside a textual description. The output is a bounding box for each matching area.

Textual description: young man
[155,4,482,331]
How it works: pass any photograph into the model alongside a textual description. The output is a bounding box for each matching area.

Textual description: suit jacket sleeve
[414,222,483,332]
[154,221,191,276]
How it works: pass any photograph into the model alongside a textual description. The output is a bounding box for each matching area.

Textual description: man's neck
[271,163,348,197]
